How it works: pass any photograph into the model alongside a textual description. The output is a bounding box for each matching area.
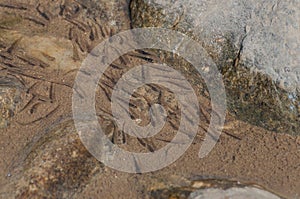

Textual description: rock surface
[149,178,283,199]
[189,187,280,199]
[6,120,102,199]
[0,76,23,128]
[130,0,300,135]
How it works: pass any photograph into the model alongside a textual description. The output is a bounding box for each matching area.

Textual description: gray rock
[0,76,23,128]
[189,187,281,199]
[130,0,300,134]
[3,120,102,199]
[149,179,283,199]
[241,1,300,92]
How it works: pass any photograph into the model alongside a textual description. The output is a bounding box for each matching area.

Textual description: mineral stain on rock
[149,178,282,199]
[9,120,103,199]
[0,76,23,128]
